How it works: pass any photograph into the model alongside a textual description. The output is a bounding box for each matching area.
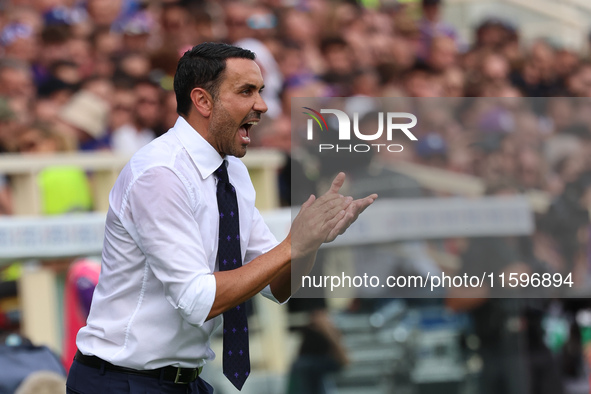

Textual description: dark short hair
[319,36,348,53]
[173,42,255,116]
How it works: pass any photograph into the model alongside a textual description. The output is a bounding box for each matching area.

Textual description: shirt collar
[172,116,224,180]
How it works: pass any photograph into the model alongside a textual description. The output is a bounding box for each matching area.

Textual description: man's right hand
[289,172,377,261]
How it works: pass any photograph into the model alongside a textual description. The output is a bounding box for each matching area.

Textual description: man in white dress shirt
[66,42,376,393]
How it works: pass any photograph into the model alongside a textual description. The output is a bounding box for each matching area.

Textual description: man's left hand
[325,173,377,243]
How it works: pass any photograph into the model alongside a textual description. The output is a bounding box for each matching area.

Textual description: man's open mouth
[238,121,258,144]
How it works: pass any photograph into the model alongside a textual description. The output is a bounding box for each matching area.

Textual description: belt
[74,350,202,384]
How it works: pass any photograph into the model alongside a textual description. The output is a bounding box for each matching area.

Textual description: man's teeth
[246,121,258,125]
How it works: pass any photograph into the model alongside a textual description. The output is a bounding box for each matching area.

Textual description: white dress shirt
[77,116,280,370]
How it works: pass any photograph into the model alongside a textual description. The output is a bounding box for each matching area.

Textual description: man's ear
[190,88,213,117]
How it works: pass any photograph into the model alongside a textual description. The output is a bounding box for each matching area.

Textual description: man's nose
[254,93,268,114]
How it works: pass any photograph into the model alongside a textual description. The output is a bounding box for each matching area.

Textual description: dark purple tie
[215,162,250,390]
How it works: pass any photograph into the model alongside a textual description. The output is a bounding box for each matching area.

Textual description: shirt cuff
[177,274,217,327]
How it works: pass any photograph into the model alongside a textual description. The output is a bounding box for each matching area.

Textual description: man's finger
[318,196,352,222]
[325,194,377,242]
[352,194,377,215]
[312,194,351,212]
[326,211,353,242]
[301,194,316,210]
[328,172,346,194]
[324,209,347,235]
[313,192,344,208]
[361,193,378,204]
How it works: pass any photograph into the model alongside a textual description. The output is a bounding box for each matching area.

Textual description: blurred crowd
[0,0,590,185]
[0,0,590,206]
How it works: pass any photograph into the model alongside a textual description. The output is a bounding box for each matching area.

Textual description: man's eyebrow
[237,83,265,91]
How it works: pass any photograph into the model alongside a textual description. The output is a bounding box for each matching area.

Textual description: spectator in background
[109,85,136,132]
[418,0,458,60]
[68,35,94,79]
[442,66,465,96]
[0,58,35,122]
[0,22,38,64]
[113,51,151,80]
[479,52,511,88]
[474,17,516,50]
[415,133,448,168]
[120,11,153,53]
[402,61,443,97]
[427,35,458,72]
[566,63,591,97]
[278,7,324,75]
[34,25,72,86]
[511,40,561,97]
[350,68,381,98]
[90,26,122,59]
[223,0,252,45]
[515,147,546,191]
[111,78,159,155]
[276,41,308,88]
[86,0,124,30]
[57,90,110,151]
[88,26,121,78]
[233,2,283,119]
[49,61,82,87]
[159,1,206,52]
[16,121,75,154]
[320,36,356,96]
[2,6,43,33]
[80,76,114,104]
[554,48,579,90]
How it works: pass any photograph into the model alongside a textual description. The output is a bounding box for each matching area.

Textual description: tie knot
[215,162,230,184]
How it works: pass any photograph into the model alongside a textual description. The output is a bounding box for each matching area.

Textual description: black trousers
[66,359,214,394]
